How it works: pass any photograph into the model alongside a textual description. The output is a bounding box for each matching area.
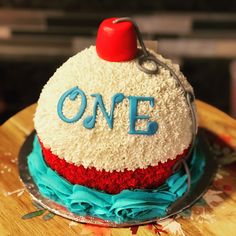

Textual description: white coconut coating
[34,46,194,172]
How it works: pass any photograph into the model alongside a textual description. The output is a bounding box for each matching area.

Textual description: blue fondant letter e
[128,96,158,135]
[57,86,87,123]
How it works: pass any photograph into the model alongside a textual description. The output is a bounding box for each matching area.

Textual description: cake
[27,17,204,224]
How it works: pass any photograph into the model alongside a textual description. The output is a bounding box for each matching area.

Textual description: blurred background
[0,0,236,124]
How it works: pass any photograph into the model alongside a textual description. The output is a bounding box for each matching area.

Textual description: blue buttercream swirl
[27,136,205,223]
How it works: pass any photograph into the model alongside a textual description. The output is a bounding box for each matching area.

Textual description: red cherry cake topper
[96,17,159,74]
[96,17,138,62]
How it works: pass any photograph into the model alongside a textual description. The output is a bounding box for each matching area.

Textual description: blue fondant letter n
[83,93,125,129]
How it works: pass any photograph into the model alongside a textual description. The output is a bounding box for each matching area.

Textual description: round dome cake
[27,17,202,224]
[34,45,194,193]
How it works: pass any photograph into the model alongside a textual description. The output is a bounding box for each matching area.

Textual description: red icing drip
[40,139,188,194]
[96,18,137,62]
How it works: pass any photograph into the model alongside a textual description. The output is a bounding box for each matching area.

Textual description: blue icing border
[27,136,205,223]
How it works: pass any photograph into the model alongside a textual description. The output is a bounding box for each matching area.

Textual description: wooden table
[0,101,236,236]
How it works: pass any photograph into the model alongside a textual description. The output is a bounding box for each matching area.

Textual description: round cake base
[18,130,218,227]
[40,139,189,194]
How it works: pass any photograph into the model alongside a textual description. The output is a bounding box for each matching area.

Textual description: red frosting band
[40,139,188,194]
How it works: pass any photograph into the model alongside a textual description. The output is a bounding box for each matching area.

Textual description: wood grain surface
[0,100,236,236]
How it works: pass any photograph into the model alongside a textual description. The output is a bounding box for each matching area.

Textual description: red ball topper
[96,17,138,62]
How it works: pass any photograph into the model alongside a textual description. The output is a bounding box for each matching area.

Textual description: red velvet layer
[40,139,188,194]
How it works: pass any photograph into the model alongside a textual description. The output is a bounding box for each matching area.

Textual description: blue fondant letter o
[57,86,87,123]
